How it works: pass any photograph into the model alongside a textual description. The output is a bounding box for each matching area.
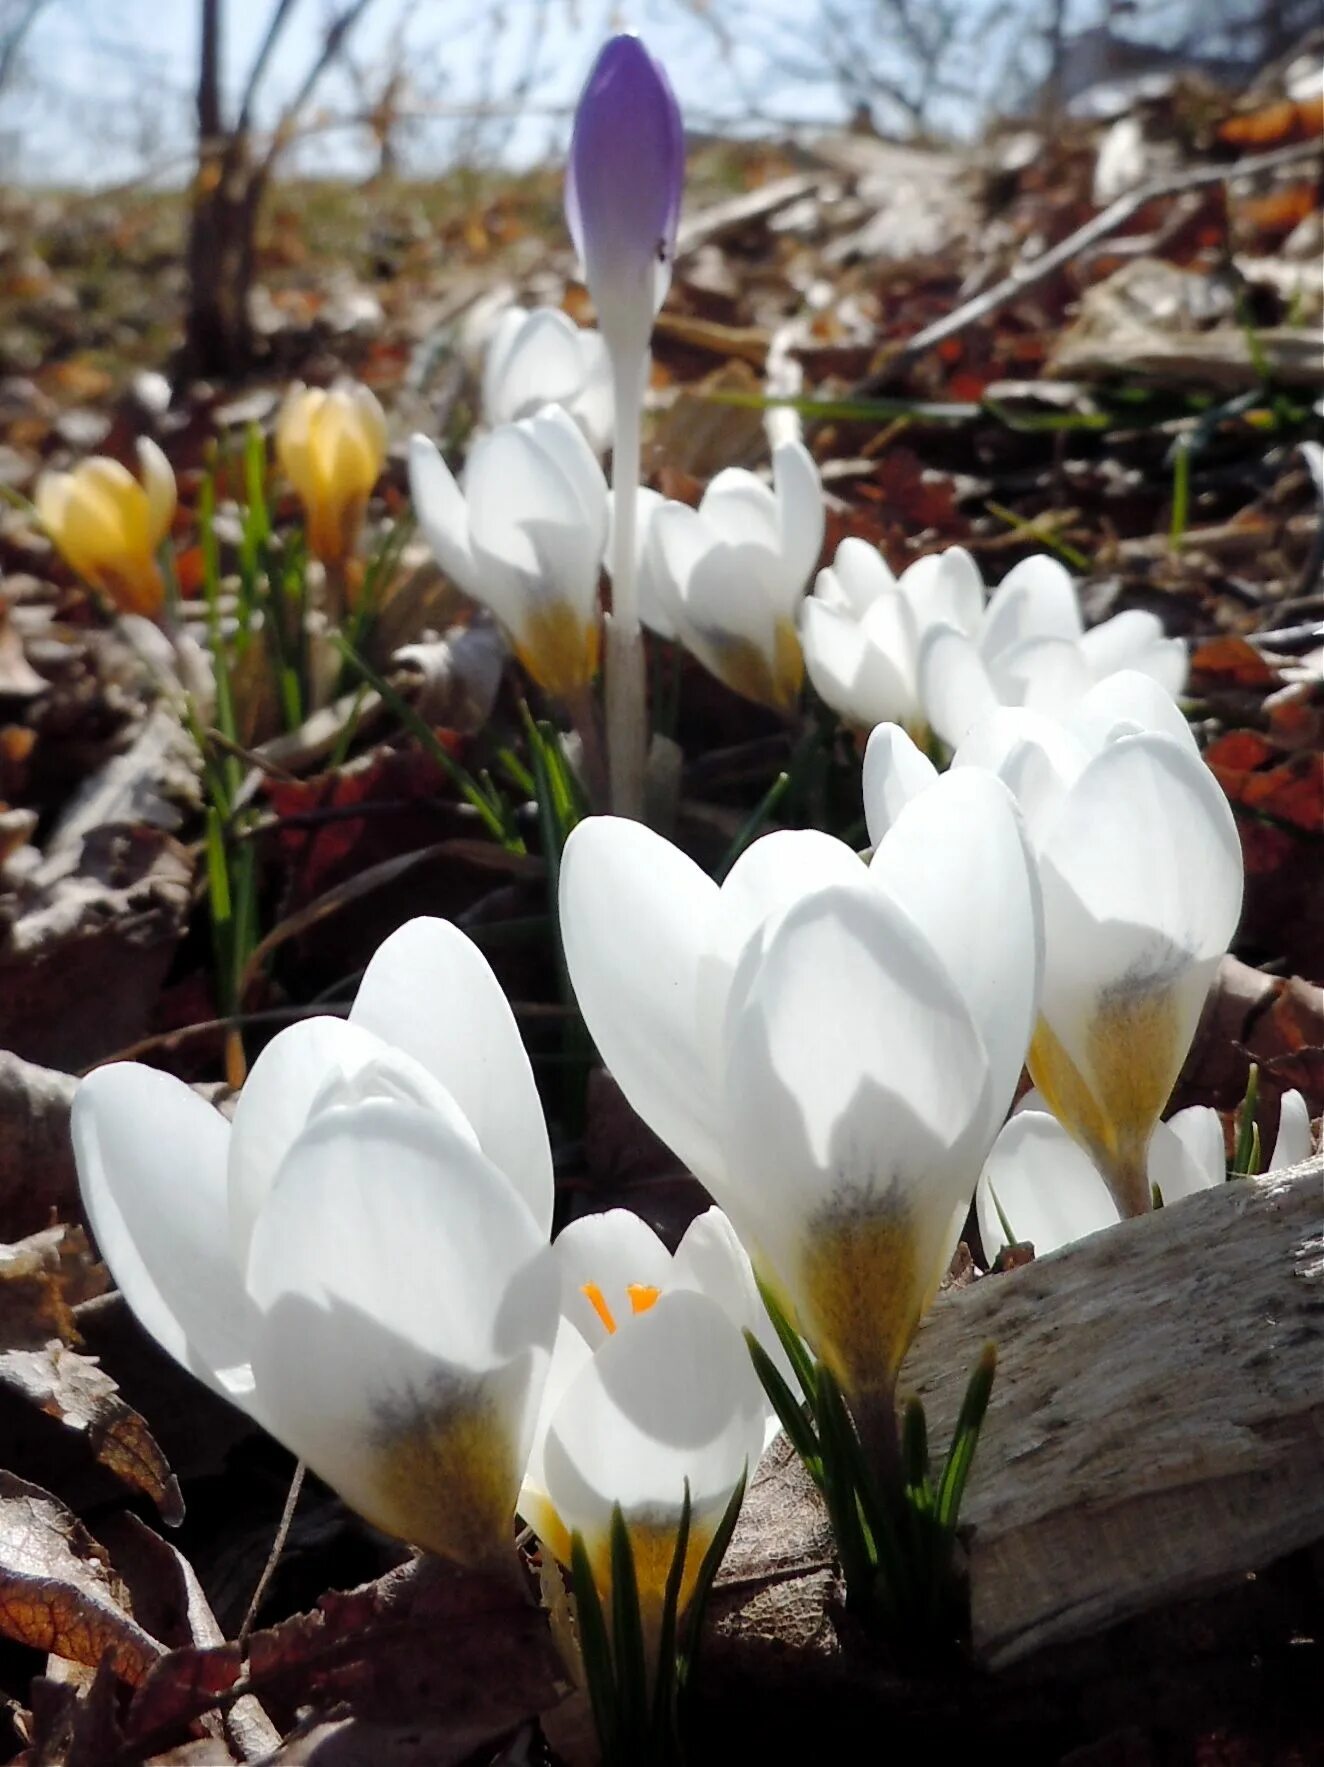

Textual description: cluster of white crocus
[633,439,825,714]
[802,543,1188,748]
[557,769,1042,1443]
[71,919,769,1598]
[482,307,614,455]
[409,406,607,701]
[865,670,1245,1225]
[978,1089,1313,1262]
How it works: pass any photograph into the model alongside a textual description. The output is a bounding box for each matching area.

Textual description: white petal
[917,622,1000,747]
[480,307,531,421]
[559,817,723,1187]
[1069,668,1198,756]
[569,328,614,454]
[671,1206,793,1406]
[951,707,1089,846]
[1268,1090,1313,1171]
[349,918,554,1237]
[772,438,825,610]
[990,635,1092,721]
[523,404,608,548]
[721,878,990,1271]
[801,597,916,731]
[976,1112,1120,1260]
[72,1065,256,1404]
[698,467,779,552]
[517,1314,594,1557]
[861,724,938,846]
[899,547,984,638]
[644,499,707,641]
[468,420,601,622]
[1150,1107,1224,1204]
[871,768,1043,1141]
[1079,608,1166,679]
[485,309,584,424]
[247,1099,557,1565]
[980,555,1083,658]
[829,537,896,615]
[408,435,480,600]
[551,1209,674,1344]
[541,1289,765,1563]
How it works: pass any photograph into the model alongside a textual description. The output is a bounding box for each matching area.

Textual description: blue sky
[0,0,859,186]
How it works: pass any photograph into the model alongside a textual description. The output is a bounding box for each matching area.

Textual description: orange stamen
[581,1281,617,1334]
[628,1284,662,1315]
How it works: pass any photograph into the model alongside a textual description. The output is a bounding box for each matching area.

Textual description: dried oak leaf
[1189,636,1280,690]
[126,1554,565,1756]
[1205,731,1324,835]
[16,1657,122,1767]
[0,1346,183,1523]
[0,1471,163,1685]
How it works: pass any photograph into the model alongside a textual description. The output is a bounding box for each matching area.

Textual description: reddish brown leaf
[0,1226,106,1349]
[1189,637,1280,690]
[0,1471,163,1685]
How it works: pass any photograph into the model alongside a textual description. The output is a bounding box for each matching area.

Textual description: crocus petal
[349,917,555,1237]
[247,1099,557,1568]
[408,434,481,599]
[550,1208,674,1344]
[1150,1106,1225,1204]
[899,547,984,638]
[560,817,722,1187]
[698,467,779,553]
[1268,1090,1313,1171]
[917,622,1000,747]
[1069,668,1199,756]
[861,724,939,846]
[72,1065,257,1404]
[828,537,897,616]
[772,438,825,609]
[517,1315,594,1566]
[671,1205,793,1405]
[541,1289,765,1605]
[228,1014,479,1268]
[801,597,914,730]
[136,438,176,547]
[720,879,990,1400]
[870,768,1043,1142]
[976,1111,1120,1261]
[1079,608,1169,679]
[990,635,1092,721]
[1031,734,1243,1212]
[980,555,1083,658]
[484,308,586,424]
[566,35,684,357]
[951,707,1089,845]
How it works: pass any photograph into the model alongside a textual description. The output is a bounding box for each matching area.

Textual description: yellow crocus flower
[276,381,388,568]
[36,439,176,618]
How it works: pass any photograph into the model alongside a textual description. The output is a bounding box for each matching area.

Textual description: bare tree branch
[238,0,301,131]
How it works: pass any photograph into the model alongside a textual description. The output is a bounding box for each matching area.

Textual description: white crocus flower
[915,553,1187,748]
[409,405,607,700]
[976,1105,1224,1260]
[71,919,558,1571]
[482,307,613,454]
[977,1087,1314,1260]
[558,770,1042,1443]
[638,439,825,713]
[536,1289,764,1636]
[865,672,1243,1220]
[800,541,983,738]
[518,1207,772,1617]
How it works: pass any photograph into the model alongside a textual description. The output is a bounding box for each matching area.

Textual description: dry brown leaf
[0,1471,163,1685]
[0,1226,106,1348]
[125,1554,566,1759]
[0,1346,183,1524]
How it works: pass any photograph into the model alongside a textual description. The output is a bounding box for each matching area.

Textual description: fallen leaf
[0,1471,163,1685]
[0,1346,183,1523]
[0,1225,106,1347]
[1189,637,1280,690]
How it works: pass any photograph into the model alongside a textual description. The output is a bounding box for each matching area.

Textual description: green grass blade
[936,1343,998,1535]
[753,1274,817,1405]
[1232,1063,1260,1177]
[568,1530,616,1756]
[745,1331,822,1482]
[608,1506,648,1744]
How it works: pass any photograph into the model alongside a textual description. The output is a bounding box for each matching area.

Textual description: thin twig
[238,1461,307,1649]
[853,138,1324,394]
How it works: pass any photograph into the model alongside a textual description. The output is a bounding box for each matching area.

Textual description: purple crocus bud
[566,34,684,362]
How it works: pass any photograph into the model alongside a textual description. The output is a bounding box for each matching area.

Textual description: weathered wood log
[712,1162,1323,1685]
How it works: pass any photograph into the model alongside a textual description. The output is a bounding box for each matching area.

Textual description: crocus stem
[605,353,647,819]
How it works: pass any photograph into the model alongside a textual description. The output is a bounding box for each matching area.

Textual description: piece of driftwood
[713,1161,1323,1681]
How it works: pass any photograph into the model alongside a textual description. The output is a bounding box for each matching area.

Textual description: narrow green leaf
[752,1275,817,1405]
[936,1343,997,1534]
[568,1531,616,1756]
[902,1396,930,1503]
[679,1466,747,1689]
[1232,1063,1260,1177]
[745,1331,822,1483]
[608,1506,648,1744]
[651,1480,691,1742]
[715,770,790,880]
